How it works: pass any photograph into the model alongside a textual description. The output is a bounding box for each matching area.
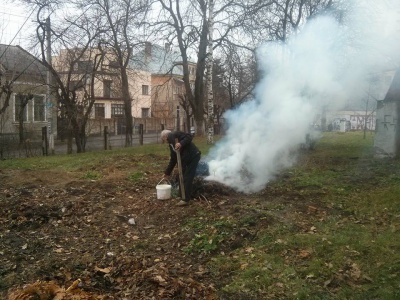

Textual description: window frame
[33,95,46,122]
[111,104,124,117]
[94,103,105,118]
[142,85,149,95]
[141,107,150,118]
[103,80,112,98]
[14,94,29,122]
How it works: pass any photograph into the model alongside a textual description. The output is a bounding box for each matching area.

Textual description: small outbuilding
[374,69,400,158]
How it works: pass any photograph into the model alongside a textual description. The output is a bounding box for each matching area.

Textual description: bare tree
[149,0,205,135]
[219,47,258,108]
[81,0,149,147]
[362,74,380,139]
[148,0,270,135]
[209,57,251,134]
[29,1,106,153]
[243,0,336,43]
[15,93,34,144]
[177,93,192,132]
[0,79,13,116]
[206,0,214,143]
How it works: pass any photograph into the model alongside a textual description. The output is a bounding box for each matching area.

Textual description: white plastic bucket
[156,179,171,200]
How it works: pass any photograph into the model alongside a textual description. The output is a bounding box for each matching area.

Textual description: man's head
[160,130,171,143]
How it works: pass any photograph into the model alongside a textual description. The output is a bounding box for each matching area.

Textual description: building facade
[0,44,48,140]
[132,42,197,132]
[53,48,152,135]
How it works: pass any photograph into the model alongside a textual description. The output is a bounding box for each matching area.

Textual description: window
[95,103,105,118]
[103,80,112,98]
[14,94,28,122]
[33,95,46,121]
[69,80,84,91]
[141,108,150,118]
[142,85,149,95]
[78,60,93,72]
[111,104,124,117]
[109,61,119,69]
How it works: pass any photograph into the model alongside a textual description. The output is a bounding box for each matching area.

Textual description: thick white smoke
[205,0,400,193]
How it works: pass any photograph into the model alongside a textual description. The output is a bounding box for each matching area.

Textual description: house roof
[384,68,400,102]
[0,44,47,78]
[342,69,397,110]
[130,43,185,76]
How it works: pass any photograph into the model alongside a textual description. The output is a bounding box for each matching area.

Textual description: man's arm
[165,145,177,175]
[176,131,193,149]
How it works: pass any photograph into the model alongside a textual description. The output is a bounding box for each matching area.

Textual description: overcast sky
[0,1,36,48]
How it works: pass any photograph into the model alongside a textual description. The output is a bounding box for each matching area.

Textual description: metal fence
[0,131,162,160]
[0,117,224,159]
[0,133,47,159]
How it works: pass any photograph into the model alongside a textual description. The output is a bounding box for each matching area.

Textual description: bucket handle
[157,178,171,185]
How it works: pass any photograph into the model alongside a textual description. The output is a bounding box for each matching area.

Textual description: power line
[2,3,93,65]
[0,6,36,60]
[0,11,26,18]
[2,2,104,90]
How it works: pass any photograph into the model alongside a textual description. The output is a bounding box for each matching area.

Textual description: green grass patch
[183,216,236,254]
[81,170,101,180]
[127,171,146,182]
[208,131,400,299]
[2,132,400,299]
[0,135,218,171]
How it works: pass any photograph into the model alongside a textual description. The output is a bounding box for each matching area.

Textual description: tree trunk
[18,111,25,146]
[71,118,84,153]
[121,70,133,147]
[206,0,214,144]
[193,24,208,136]
[18,95,31,145]
[67,124,73,154]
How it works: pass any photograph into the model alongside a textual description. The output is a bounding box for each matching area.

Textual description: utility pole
[46,17,55,154]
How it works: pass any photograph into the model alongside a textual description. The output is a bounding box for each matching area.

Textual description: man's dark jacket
[164,131,200,175]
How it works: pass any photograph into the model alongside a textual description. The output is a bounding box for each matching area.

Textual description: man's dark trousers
[182,153,201,200]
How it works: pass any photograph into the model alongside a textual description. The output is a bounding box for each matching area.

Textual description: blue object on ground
[196,161,209,177]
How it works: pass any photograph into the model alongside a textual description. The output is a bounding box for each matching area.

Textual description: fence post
[0,134,3,160]
[104,126,109,150]
[42,126,48,156]
[139,124,143,145]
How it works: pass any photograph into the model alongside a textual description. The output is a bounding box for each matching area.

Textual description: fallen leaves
[1,153,392,299]
[94,267,112,274]
[7,280,104,300]
[298,249,312,259]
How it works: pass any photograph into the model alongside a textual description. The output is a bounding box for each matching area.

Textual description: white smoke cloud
[205,0,400,193]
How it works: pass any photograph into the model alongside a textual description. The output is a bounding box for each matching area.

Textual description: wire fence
[0,133,45,159]
[0,117,224,159]
[0,132,161,160]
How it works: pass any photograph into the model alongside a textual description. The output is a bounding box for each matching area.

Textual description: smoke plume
[205,0,400,193]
